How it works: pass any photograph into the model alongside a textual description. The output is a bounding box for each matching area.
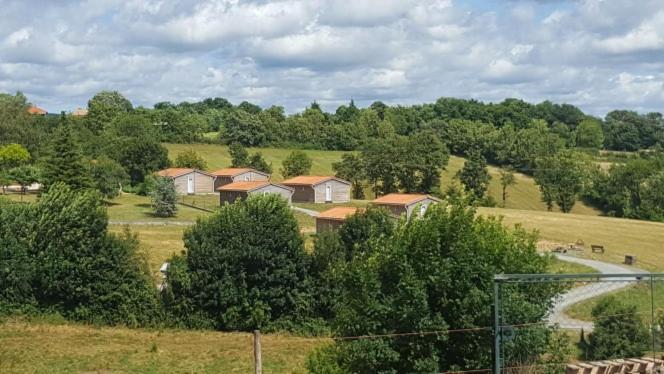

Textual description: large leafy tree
[88,156,129,199]
[457,151,490,200]
[534,150,590,212]
[310,201,560,373]
[164,194,314,331]
[108,136,169,185]
[174,149,208,170]
[575,118,604,149]
[229,142,249,167]
[0,93,42,156]
[40,125,92,191]
[86,91,133,133]
[333,153,366,199]
[222,110,267,146]
[280,150,312,179]
[0,143,31,169]
[9,165,40,196]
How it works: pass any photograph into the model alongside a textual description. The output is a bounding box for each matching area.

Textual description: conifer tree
[41,124,92,191]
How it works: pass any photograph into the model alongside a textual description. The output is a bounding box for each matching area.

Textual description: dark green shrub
[587,296,649,359]
[152,177,177,217]
[164,194,315,332]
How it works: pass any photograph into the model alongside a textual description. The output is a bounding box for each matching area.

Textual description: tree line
[1,90,664,221]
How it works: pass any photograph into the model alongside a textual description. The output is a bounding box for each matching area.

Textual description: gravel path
[292,206,320,217]
[109,220,195,226]
[548,254,648,330]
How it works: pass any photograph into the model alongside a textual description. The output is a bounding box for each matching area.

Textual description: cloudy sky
[1,0,663,115]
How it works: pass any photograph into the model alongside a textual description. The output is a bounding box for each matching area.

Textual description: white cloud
[0,0,663,115]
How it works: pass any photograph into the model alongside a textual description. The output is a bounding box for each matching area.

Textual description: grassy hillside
[164,143,599,215]
[479,207,664,271]
[0,318,326,373]
[165,143,346,182]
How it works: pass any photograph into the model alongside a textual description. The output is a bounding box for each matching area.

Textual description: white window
[420,203,427,217]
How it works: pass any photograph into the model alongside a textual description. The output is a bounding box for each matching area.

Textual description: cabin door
[325,184,332,202]
[187,175,194,194]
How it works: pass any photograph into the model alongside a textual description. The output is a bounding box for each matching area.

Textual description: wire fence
[494,273,664,374]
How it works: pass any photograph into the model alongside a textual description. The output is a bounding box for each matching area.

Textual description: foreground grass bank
[0,319,326,373]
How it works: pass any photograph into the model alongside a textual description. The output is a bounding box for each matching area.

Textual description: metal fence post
[651,274,656,360]
[493,276,502,374]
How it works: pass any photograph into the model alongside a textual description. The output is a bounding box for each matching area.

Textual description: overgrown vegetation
[0,183,160,325]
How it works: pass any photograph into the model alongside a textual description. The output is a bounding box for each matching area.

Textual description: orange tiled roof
[372,193,436,206]
[156,168,194,178]
[281,176,348,186]
[217,180,272,192]
[317,207,362,221]
[27,106,47,115]
[209,168,257,177]
[72,108,88,116]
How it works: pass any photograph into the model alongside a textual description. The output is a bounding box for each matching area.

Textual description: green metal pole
[493,278,501,374]
[651,274,656,360]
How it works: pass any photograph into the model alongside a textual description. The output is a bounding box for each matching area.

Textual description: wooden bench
[591,245,605,253]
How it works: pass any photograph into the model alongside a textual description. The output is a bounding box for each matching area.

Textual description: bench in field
[591,244,604,254]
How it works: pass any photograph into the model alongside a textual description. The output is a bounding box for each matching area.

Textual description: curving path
[548,254,648,330]
[292,206,320,217]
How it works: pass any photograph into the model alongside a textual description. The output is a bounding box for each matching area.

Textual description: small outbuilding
[315,207,362,233]
[372,193,441,219]
[209,167,270,190]
[156,168,216,195]
[281,176,351,203]
[217,181,293,205]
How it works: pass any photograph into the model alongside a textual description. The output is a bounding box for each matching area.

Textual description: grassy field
[566,282,664,322]
[164,143,599,215]
[548,258,599,275]
[106,193,208,222]
[479,207,664,271]
[165,143,346,182]
[0,318,326,373]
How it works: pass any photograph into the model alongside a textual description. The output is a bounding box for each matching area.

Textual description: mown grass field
[0,318,326,373]
[566,282,664,322]
[548,258,598,275]
[479,207,664,271]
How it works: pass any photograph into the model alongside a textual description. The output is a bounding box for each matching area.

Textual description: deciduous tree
[174,149,208,170]
[280,150,312,179]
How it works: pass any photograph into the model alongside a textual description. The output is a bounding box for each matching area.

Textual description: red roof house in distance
[27,106,47,115]
[72,108,88,116]
[217,181,293,205]
[209,167,270,190]
[372,193,441,219]
[315,206,363,233]
[280,176,351,203]
[156,168,216,195]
